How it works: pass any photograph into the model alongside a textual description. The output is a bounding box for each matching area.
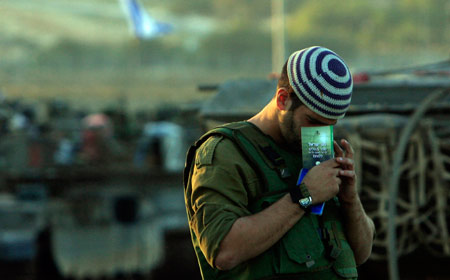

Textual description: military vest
[184,121,358,280]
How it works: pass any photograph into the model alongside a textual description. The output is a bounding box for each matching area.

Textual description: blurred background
[0,0,449,279]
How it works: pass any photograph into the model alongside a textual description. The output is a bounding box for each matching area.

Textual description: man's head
[277,61,303,112]
[275,46,353,151]
[279,46,353,119]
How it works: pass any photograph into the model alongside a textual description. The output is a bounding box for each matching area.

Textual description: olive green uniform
[184,122,358,280]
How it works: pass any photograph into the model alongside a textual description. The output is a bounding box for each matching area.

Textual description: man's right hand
[302,159,342,204]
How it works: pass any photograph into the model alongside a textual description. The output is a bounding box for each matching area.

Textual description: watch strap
[299,182,311,198]
[289,183,311,212]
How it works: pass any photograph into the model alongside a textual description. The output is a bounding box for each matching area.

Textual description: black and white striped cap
[287,46,353,119]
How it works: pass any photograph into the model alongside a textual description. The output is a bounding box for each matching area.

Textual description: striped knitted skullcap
[287,46,353,119]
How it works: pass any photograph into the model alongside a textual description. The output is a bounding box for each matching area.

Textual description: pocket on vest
[324,203,358,279]
[331,232,358,278]
[279,215,324,271]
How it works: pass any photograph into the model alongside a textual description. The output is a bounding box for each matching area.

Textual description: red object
[353,72,370,84]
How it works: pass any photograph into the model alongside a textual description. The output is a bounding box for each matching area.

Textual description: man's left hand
[334,139,358,204]
[334,139,375,265]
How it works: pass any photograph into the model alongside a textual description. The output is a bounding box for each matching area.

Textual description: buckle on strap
[329,246,343,260]
[280,168,291,178]
[260,145,291,178]
[320,227,342,260]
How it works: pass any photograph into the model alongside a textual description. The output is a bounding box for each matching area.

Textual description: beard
[279,111,302,154]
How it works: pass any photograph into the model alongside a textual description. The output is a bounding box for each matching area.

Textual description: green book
[301,125,334,169]
[298,125,334,215]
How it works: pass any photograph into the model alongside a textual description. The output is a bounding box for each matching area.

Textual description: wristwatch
[290,183,313,212]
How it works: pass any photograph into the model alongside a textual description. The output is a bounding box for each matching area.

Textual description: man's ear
[276,88,290,111]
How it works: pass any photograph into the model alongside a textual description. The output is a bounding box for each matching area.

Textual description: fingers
[338,170,356,178]
[321,157,354,172]
[334,140,344,158]
[334,139,355,159]
[321,158,341,168]
[305,164,343,202]
[340,139,354,159]
[336,157,354,171]
[334,139,355,171]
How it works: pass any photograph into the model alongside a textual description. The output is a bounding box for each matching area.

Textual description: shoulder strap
[183,121,293,199]
[183,130,223,190]
[218,122,292,178]
[183,122,269,192]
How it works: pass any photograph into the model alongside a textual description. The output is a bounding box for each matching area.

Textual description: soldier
[184,46,375,279]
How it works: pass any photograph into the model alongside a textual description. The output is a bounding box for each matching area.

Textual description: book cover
[298,125,334,215]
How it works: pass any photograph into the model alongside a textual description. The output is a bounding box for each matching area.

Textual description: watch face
[299,197,311,208]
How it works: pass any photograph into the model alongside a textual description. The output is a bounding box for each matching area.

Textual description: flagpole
[271,0,286,74]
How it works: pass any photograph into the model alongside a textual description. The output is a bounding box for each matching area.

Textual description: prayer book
[298,125,334,215]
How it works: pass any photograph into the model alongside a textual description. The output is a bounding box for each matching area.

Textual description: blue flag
[119,0,172,39]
